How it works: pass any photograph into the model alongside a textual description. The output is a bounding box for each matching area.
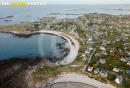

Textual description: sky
[1,0,130,4]
[45,0,130,4]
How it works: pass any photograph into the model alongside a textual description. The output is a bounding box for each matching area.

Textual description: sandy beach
[36,73,116,88]
[50,82,96,88]
[38,30,80,65]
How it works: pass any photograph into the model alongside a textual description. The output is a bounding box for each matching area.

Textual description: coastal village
[0,13,130,88]
[27,13,130,88]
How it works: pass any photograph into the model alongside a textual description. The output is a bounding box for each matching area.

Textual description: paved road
[81,48,97,73]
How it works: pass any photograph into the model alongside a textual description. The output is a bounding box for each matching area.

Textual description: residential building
[127,61,130,66]
[120,57,129,62]
[126,70,130,74]
[100,70,108,78]
[94,67,100,74]
[100,46,106,51]
[115,75,123,84]
[113,67,120,73]
[88,66,93,72]
[99,58,106,64]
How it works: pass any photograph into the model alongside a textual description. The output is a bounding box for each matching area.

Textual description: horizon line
[46,3,130,5]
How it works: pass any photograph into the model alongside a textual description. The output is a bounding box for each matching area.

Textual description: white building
[94,67,100,74]
[115,75,123,84]
[127,61,130,66]
[113,67,120,73]
[88,66,93,72]
[100,46,106,51]
[121,57,129,62]
[99,58,106,64]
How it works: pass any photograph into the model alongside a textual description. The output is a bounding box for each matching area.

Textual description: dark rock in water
[26,15,31,17]
[0,17,5,19]
[4,20,12,22]
[13,32,40,38]
[5,15,14,18]
[65,14,78,15]
[0,15,13,20]
[47,13,61,15]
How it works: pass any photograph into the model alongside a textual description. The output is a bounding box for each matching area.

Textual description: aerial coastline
[0,13,130,88]
[0,25,80,88]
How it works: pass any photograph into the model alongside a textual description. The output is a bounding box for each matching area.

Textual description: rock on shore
[0,57,45,88]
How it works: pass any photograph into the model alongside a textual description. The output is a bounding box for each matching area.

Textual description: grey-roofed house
[94,67,100,74]
[120,57,129,62]
[100,70,108,78]
[126,70,130,74]
[115,75,123,84]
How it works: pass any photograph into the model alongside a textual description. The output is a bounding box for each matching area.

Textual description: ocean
[0,4,130,25]
[0,33,66,60]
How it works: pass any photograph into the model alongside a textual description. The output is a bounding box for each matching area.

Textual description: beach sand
[39,30,80,65]
[50,82,96,88]
[38,73,116,88]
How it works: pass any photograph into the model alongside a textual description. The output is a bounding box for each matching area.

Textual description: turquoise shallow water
[0,33,66,60]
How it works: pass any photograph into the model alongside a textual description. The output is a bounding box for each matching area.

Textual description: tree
[122,79,130,88]
[75,28,84,33]
[92,63,98,68]
[107,73,116,81]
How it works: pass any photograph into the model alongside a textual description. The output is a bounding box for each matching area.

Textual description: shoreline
[0,30,80,65]
[38,30,79,65]
[49,82,96,88]
[30,73,116,88]
[0,12,130,88]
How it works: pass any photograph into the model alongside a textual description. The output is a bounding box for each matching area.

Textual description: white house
[99,58,106,64]
[115,75,123,84]
[85,50,90,54]
[127,61,130,66]
[113,67,120,73]
[82,54,87,61]
[128,52,130,55]
[88,66,93,72]
[100,46,106,51]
